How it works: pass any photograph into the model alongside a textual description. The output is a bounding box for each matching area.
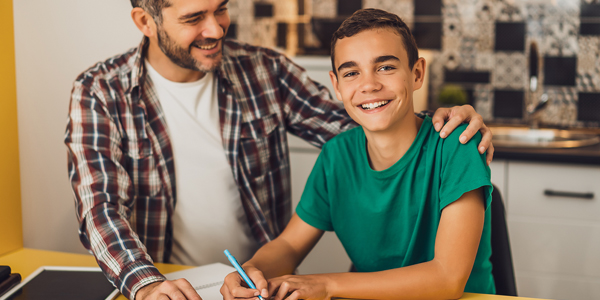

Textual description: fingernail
[434,123,442,131]
[487,160,491,166]
[460,136,467,144]
[254,291,260,296]
[479,146,485,153]
[262,289,269,297]
[440,131,447,138]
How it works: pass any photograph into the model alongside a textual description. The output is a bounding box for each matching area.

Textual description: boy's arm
[221,214,324,300]
[267,188,485,300]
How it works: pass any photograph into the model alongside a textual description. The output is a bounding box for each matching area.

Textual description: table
[0,248,548,300]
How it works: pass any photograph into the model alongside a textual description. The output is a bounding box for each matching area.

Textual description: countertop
[0,248,548,300]
[494,143,600,165]
[490,124,600,165]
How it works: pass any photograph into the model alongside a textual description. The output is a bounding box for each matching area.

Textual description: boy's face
[329,28,425,133]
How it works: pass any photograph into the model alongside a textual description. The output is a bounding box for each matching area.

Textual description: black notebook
[0,266,119,300]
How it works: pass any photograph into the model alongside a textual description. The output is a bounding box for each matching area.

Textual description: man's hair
[330,8,419,76]
[130,0,172,24]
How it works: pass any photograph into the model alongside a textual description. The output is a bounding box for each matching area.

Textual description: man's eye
[217,7,228,14]
[185,17,202,24]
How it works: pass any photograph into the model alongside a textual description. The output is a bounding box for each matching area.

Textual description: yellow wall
[0,0,23,256]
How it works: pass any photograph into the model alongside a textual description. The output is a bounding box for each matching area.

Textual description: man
[65,0,494,299]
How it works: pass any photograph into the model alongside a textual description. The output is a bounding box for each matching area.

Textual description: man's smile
[194,41,219,50]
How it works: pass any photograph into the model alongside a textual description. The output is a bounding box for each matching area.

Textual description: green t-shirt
[296,116,495,294]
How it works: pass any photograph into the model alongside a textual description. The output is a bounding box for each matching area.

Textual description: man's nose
[202,14,224,39]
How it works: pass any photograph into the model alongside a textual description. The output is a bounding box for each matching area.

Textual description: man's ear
[131,7,157,38]
[412,57,426,91]
[329,70,343,102]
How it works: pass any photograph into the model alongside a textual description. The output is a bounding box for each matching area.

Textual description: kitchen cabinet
[505,161,600,300]
[288,133,352,275]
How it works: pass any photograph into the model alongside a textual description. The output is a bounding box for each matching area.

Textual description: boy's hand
[268,274,333,300]
[431,104,494,165]
[221,266,269,300]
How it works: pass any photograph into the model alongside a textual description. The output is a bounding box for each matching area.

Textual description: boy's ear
[131,7,157,38]
[412,57,426,91]
[329,70,343,101]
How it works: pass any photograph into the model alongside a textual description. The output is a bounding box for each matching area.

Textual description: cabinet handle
[544,189,594,199]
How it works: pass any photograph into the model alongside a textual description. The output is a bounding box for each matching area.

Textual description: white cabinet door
[506,161,600,300]
[489,159,507,207]
[288,133,352,274]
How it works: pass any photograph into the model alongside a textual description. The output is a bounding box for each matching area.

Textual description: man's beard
[156,26,223,72]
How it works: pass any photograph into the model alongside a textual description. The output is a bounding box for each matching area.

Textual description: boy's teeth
[361,100,389,110]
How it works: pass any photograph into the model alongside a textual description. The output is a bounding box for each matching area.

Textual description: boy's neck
[365,114,423,171]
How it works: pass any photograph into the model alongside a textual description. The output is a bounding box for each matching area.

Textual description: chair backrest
[489,185,518,296]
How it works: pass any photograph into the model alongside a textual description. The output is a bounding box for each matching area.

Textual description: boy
[221,8,494,300]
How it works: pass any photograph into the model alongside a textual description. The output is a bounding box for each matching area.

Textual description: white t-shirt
[145,61,258,266]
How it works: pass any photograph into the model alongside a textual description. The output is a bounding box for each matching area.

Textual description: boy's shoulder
[324,126,364,151]
[442,122,482,148]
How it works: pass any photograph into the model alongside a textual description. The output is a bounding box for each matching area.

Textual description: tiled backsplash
[228,0,600,128]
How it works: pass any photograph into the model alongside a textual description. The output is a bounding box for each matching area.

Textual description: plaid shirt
[65,38,355,299]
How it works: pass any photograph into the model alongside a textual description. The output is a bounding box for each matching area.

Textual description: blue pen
[224,249,264,300]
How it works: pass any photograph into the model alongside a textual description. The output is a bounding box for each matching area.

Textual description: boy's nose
[360,72,383,93]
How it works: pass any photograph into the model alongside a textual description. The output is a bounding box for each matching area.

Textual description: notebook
[164,263,236,300]
[0,266,119,300]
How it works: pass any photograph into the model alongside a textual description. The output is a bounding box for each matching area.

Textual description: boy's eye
[343,71,358,78]
[378,65,396,72]
[216,7,228,14]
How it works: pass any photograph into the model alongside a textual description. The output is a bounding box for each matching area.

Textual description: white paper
[164,263,236,300]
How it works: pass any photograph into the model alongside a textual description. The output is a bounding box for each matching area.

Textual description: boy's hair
[130,0,171,24]
[330,8,419,76]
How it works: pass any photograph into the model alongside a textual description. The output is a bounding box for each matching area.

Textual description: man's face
[156,0,230,72]
[330,28,424,133]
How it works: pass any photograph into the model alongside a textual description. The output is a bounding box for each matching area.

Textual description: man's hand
[431,104,494,165]
[135,279,201,300]
[221,267,269,300]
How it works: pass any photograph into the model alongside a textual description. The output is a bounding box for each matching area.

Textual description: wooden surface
[0,248,548,300]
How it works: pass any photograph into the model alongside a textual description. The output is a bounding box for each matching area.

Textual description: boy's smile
[329,28,425,134]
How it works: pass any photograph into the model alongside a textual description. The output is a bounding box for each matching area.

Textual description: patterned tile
[541,14,580,56]
[233,0,254,43]
[441,49,462,70]
[493,0,526,22]
[251,18,277,48]
[442,15,462,38]
[537,87,578,127]
[460,36,478,69]
[363,0,413,24]
[492,52,527,89]
[577,36,600,91]
[474,84,494,121]
[475,52,494,71]
[311,0,336,18]
[475,21,494,51]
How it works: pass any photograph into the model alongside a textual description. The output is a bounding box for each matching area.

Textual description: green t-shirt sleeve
[296,147,334,231]
[439,126,493,211]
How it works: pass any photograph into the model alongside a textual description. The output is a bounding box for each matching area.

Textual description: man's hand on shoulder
[135,279,202,300]
[431,104,494,165]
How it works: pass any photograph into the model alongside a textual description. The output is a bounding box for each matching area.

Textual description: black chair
[489,184,517,296]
